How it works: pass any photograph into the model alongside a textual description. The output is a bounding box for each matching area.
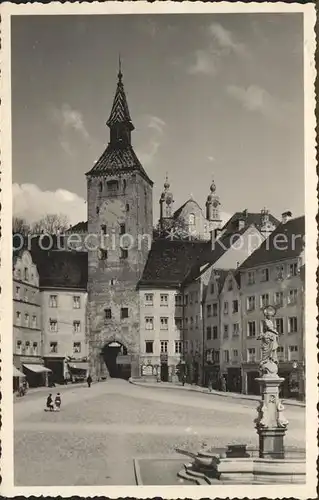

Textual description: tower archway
[101,341,131,379]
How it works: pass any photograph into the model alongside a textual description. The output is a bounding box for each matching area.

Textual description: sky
[11,13,304,226]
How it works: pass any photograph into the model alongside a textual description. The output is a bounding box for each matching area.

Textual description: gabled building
[238,214,305,398]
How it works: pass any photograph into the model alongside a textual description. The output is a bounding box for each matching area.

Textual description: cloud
[48,103,91,156]
[13,183,86,226]
[147,115,166,135]
[208,23,247,57]
[227,84,269,112]
[187,49,220,76]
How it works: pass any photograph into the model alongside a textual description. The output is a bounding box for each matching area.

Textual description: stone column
[255,375,289,459]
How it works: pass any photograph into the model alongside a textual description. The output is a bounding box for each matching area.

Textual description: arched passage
[101,341,131,379]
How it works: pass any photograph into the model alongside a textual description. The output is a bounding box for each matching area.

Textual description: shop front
[226,366,242,393]
[44,356,67,385]
[203,363,220,389]
[13,365,26,392]
[21,358,51,388]
[242,363,260,395]
[278,361,303,399]
[67,359,89,383]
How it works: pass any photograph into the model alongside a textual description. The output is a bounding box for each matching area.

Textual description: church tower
[159,175,174,230]
[86,63,153,380]
[206,179,222,232]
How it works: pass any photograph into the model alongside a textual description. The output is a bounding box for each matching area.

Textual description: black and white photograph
[0,2,317,497]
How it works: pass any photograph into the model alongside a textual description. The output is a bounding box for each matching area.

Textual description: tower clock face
[213,200,219,208]
[99,199,126,224]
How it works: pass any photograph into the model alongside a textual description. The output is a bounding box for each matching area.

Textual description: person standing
[55,393,61,411]
[87,374,92,388]
[46,394,54,411]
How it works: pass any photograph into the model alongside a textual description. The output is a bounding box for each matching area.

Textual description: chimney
[281,211,292,224]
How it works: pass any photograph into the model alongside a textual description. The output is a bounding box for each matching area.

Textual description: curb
[129,379,305,408]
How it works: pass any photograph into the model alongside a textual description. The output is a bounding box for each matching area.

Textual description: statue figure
[258,308,281,376]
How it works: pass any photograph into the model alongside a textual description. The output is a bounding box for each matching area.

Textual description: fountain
[176,306,306,484]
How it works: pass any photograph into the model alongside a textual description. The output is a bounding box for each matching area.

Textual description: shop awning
[13,366,26,378]
[68,362,89,371]
[23,364,52,373]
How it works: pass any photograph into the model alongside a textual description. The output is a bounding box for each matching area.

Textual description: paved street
[14,379,305,486]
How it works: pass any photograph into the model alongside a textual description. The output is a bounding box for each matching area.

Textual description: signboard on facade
[160,353,168,362]
[20,357,43,365]
[116,355,131,365]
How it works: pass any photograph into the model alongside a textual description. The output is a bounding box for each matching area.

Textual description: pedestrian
[54,393,61,411]
[87,374,92,388]
[46,394,54,411]
[182,373,186,386]
[208,374,213,392]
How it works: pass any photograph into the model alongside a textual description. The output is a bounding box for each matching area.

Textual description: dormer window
[189,214,195,226]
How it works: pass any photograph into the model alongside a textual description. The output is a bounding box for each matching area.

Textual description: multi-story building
[86,66,153,380]
[13,250,49,387]
[32,250,88,383]
[239,215,305,398]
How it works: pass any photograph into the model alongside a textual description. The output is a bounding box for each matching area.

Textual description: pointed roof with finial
[86,59,153,185]
[106,55,134,130]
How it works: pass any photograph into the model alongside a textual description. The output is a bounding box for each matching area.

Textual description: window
[107,180,119,192]
[274,292,284,307]
[232,300,239,313]
[73,296,81,309]
[99,181,103,192]
[17,269,21,280]
[210,284,214,295]
[99,249,108,260]
[223,325,229,338]
[261,268,269,282]
[175,317,182,330]
[276,265,285,280]
[73,321,81,333]
[103,310,113,323]
[190,317,194,329]
[228,280,233,291]
[206,326,212,340]
[207,304,212,317]
[16,311,21,325]
[247,271,255,285]
[275,318,284,334]
[289,263,298,277]
[73,342,81,354]
[24,313,29,327]
[16,340,22,354]
[288,345,298,361]
[223,301,229,315]
[189,213,195,226]
[25,341,30,355]
[145,341,153,353]
[277,346,285,361]
[96,206,100,215]
[260,293,269,308]
[110,278,115,286]
[224,350,230,363]
[121,307,129,319]
[233,323,240,336]
[212,303,218,317]
[288,289,298,305]
[195,315,199,328]
[120,223,126,235]
[15,286,20,300]
[215,350,220,363]
[120,248,128,259]
[49,319,57,332]
[247,348,256,362]
[32,315,37,328]
[184,295,188,306]
[126,204,130,212]
[32,342,38,355]
[247,296,255,311]
[184,340,189,353]
[24,267,29,281]
[189,292,194,304]
[101,224,107,234]
[288,317,298,333]
[160,341,168,353]
[160,294,168,306]
[123,179,127,191]
[145,293,153,306]
[213,326,218,339]
[160,317,168,330]
[50,342,58,353]
[175,294,183,306]
[175,341,182,354]
[24,289,28,302]
[145,317,154,330]
[248,321,256,337]
[49,295,58,308]
[195,292,199,303]
[233,349,239,358]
